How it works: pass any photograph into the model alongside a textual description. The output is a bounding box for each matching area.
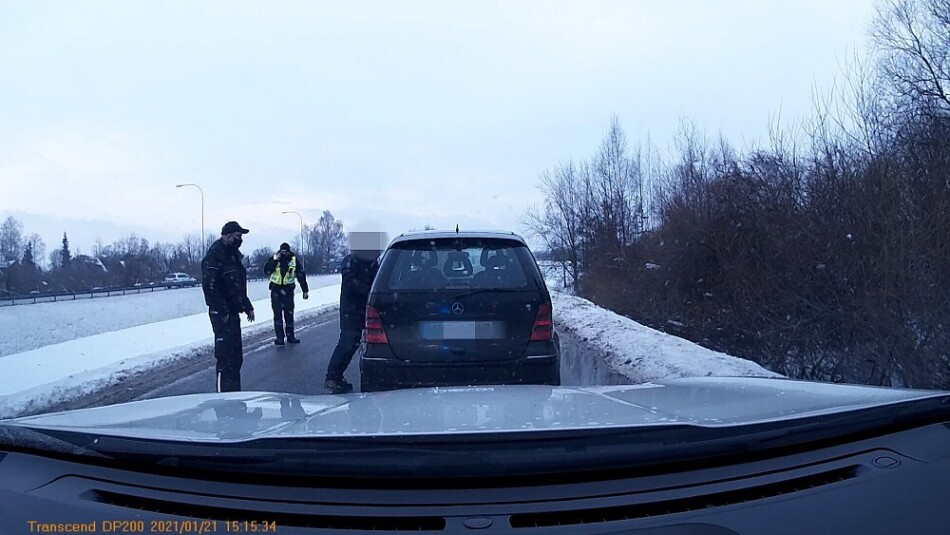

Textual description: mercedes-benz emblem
[451,302,465,315]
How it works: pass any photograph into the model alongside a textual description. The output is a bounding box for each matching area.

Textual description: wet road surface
[51,312,633,412]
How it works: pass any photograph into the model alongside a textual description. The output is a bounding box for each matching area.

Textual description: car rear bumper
[360,344,559,391]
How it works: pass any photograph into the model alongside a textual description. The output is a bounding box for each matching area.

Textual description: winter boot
[324,378,353,394]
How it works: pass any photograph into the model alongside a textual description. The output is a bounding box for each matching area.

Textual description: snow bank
[0,276,341,357]
[552,292,781,383]
[538,261,574,294]
[0,285,342,418]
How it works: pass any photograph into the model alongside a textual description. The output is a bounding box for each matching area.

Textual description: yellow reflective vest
[269,255,297,285]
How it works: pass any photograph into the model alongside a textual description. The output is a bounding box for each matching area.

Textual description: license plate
[418,321,506,340]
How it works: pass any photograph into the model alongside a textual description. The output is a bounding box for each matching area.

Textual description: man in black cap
[263,242,310,345]
[201,221,256,392]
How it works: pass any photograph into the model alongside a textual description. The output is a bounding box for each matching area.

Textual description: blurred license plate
[418,321,506,340]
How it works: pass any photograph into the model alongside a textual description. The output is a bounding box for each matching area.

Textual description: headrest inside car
[486,254,507,269]
[444,251,473,277]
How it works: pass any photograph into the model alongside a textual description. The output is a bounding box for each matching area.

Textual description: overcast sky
[0,1,876,257]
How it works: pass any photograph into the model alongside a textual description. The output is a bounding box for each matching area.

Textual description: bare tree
[525,161,585,288]
[0,216,24,264]
[25,233,46,270]
[307,210,345,273]
[92,237,105,259]
[518,0,950,388]
[873,0,950,113]
[173,234,205,270]
[48,248,63,271]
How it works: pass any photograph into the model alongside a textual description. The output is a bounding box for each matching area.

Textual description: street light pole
[282,211,305,260]
[176,183,205,249]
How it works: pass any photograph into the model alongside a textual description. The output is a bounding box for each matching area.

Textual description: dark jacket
[263,252,310,293]
[339,253,379,330]
[201,239,254,314]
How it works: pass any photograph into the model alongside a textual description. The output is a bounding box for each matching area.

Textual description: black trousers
[209,310,243,392]
[326,328,362,381]
[271,288,296,340]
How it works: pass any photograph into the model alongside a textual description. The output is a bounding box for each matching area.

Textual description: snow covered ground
[538,260,573,293]
[0,276,340,357]
[552,293,780,383]
[0,284,342,418]
[539,261,776,381]
[0,270,780,418]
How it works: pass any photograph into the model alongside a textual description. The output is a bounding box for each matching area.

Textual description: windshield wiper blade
[453,288,520,298]
[0,424,110,458]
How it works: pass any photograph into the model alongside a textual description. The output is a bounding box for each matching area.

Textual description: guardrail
[0,277,270,307]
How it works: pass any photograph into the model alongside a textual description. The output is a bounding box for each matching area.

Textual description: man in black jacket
[202,221,256,392]
[263,242,310,345]
[324,238,381,394]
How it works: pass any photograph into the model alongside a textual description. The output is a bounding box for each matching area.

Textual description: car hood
[3,377,947,443]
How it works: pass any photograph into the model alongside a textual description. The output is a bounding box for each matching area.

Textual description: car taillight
[365,305,389,344]
[530,302,553,341]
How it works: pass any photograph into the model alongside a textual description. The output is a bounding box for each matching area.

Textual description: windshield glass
[0,0,947,482]
[377,238,538,291]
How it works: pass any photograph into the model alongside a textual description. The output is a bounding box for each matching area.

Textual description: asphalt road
[134,310,357,400]
[46,310,630,413]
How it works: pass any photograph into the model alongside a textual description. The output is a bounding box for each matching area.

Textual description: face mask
[233,236,243,248]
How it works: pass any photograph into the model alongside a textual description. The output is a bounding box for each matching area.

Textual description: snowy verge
[0,275,341,357]
[0,285,341,419]
[552,292,781,383]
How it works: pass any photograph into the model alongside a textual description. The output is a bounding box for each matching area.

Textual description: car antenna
[455,224,459,234]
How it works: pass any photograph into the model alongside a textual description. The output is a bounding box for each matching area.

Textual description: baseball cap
[221,221,250,235]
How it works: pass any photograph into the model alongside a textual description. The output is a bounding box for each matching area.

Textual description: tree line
[528,0,949,389]
[0,210,352,296]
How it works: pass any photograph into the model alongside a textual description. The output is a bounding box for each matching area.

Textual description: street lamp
[282,211,305,259]
[176,183,205,249]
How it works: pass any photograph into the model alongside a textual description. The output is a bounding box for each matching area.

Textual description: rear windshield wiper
[452,288,523,299]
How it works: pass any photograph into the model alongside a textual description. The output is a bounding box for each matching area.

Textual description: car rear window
[376,238,542,291]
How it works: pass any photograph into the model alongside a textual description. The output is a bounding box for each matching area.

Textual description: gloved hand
[303,292,309,300]
[246,309,256,322]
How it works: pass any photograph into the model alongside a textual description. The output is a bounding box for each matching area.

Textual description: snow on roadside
[0,279,781,419]
[0,276,341,358]
[552,292,781,383]
[538,261,574,294]
[0,285,342,419]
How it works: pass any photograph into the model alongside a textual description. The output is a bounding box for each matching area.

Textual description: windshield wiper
[0,424,110,458]
[452,288,522,299]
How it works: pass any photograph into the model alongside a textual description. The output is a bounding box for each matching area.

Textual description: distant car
[163,273,198,288]
[360,230,560,392]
